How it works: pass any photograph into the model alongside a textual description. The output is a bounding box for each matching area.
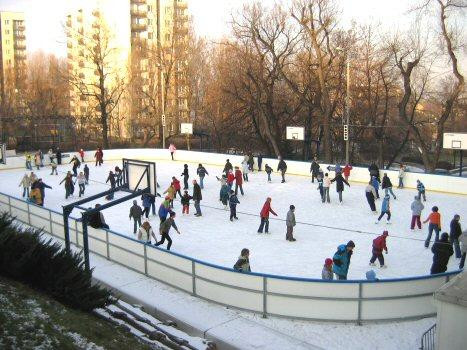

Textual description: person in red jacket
[227,170,235,191]
[343,164,353,181]
[94,147,104,166]
[257,197,277,233]
[171,176,182,198]
[234,166,244,196]
[78,148,85,162]
[369,230,389,268]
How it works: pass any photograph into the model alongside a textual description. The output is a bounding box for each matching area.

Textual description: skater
[371,176,380,199]
[31,178,52,206]
[335,164,342,174]
[366,270,379,281]
[317,172,325,202]
[410,196,424,230]
[310,157,320,183]
[257,197,277,234]
[277,157,287,183]
[229,190,240,221]
[257,153,263,171]
[459,230,467,269]
[29,171,38,185]
[155,212,181,250]
[331,171,350,203]
[169,143,176,160]
[381,173,396,199]
[365,181,377,213]
[94,147,103,166]
[19,173,31,198]
[343,164,353,182]
[332,240,355,280]
[56,147,62,165]
[368,161,380,182]
[25,152,32,170]
[196,164,209,189]
[323,173,331,203]
[34,151,41,170]
[181,190,193,215]
[83,164,89,184]
[105,171,116,199]
[220,182,230,209]
[286,205,296,241]
[450,215,462,259]
[369,231,388,268]
[376,195,391,224]
[192,179,202,216]
[47,149,54,163]
[223,159,233,175]
[423,206,441,248]
[430,232,453,274]
[180,164,189,190]
[248,153,254,172]
[233,248,251,272]
[28,187,42,206]
[60,172,74,199]
[39,150,44,167]
[416,180,426,202]
[227,169,235,191]
[50,159,58,175]
[78,148,85,162]
[114,166,123,186]
[234,166,244,196]
[158,197,172,223]
[137,221,157,244]
[89,204,109,229]
[322,258,333,280]
[163,183,176,208]
[141,193,153,218]
[76,172,86,197]
[265,164,272,182]
[171,177,182,198]
[241,158,249,182]
[69,155,80,177]
[398,164,405,188]
[129,200,143,234]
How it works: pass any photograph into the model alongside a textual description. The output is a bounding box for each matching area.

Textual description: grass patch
[0,275,152,349]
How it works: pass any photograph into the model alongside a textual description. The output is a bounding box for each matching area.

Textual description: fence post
[357,282,363,326]
[48,210,52,234]
[27,202,31,224]
[262,277,267,318]
[105,230,110,259]
[191,261,196,296]
[8,196,11,215]
[75,220,79,247]
[143,244,148,275]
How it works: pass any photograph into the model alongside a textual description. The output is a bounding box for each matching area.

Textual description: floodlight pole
[460,150,463,177]
[345,57,351,165]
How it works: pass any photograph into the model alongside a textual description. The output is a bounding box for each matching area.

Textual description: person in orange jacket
[234,166,244,196]
[257,197,277,234]
[343,164,353,181]
[424,206,441,248]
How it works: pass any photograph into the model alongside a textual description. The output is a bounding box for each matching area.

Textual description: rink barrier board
[1,148,467,195]
[0,190,462,323]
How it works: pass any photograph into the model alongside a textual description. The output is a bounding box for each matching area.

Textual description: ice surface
[1,158,465,280]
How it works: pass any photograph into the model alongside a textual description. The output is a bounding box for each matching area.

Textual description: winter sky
[0,0,415,58]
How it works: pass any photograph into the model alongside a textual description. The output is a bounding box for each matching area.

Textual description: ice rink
[1,158,465,280]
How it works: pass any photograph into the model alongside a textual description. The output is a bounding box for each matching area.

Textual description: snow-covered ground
[1,158,465,279]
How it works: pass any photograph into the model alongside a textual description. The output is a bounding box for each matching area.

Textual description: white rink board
[267,278,359,298]
[361,277,446,298]
[89,236,107,257]
[195,263,263,291]
[10,197,28,211]
[10,206,28,222]
[51,222,66,240]
[109,234,143,256]
[196,278,263,312]
[108,245,145,273]
[29,204,50,219]
[147,261,192,292]
[267,295,358,320]
[29,215,51,232]
[146,248,192,273]
[361,296,435,320]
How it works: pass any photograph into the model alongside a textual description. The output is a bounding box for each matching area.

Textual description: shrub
[0,213,112,311]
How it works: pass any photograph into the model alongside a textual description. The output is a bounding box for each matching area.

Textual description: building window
[6,40,9,44]
[148,19,152,25]
[148,5,152,11]
[165,34,170,41]
[148,32,153,39]
[5,29,10,34]
[5,20,9,24]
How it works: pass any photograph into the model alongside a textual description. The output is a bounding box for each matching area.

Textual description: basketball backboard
[443,133,467,150]
[286,126,305,141]
[122,159,157,195]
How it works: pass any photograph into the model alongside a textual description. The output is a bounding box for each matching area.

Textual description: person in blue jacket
[158,197,172,223]
[141,192,152,218]
[371,176,380,199]
[376,195,391,224]
[332,240,355,280]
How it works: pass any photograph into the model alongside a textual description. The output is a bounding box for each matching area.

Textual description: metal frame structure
[0,144,6,164]
[62,159,156,271]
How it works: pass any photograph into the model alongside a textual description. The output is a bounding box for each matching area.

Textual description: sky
[0,0,416,58]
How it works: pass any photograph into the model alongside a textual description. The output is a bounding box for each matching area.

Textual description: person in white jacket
[19,173,31,197]
[137,221,157,244]
[398,164,405,188]
[323,173,331,203]
[76,172,86,197]
[241,157,249,182]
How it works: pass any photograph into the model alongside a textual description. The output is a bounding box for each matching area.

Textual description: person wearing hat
[223,159,233,175]
[369,231,389,268]
[375,195,391,224]
[286,205,296,241]
[332,240,355,280]
[366,270,379,281]
[137,221,157,244]
[129,200,143,234]
[430,232,453,274]
[322,258,333,280]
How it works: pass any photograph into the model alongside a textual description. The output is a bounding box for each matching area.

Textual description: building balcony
[15,34,26,40]
[131,8,147,18]
[131,23,147,32]
[175,2,187,10]
[79,73,85,79]
[14,52,27,60]
[14,43,26,50]
[131,0,146,4]
[175,15,189,23]
[174,27,188,35]
[16,25,26,31]
[92,22,100,29]
[92,10,100,17]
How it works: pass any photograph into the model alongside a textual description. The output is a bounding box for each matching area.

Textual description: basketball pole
[460,150,463,177]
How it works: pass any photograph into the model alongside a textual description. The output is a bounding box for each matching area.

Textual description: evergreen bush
[0,213,112,311]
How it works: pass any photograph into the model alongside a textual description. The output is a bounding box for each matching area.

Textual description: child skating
[229,190,240,221]
[369,230,389,268]
[376,195,391,224]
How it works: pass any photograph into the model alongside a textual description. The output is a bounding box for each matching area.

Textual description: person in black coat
[277,157,287,183]
[368,162,380,182]
[223,159,233,175]
[381,173,396,199]
[192,179,202,216]
[310,157,320,183]
[56,147,62,165]
[430,232,454,274]
[450,215,462,259]
[181,164,189,190]
[105,171,116,200]
[330,172,350,203]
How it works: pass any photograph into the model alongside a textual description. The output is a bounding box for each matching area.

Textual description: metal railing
[0,191,461,324]
[420,324,436,350]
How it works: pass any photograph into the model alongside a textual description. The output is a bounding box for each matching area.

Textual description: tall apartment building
[0,12,26,106]
[66,0,189,140]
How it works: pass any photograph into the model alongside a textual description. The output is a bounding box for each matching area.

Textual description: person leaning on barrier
[137,221,157,244]
[233,248,251,272]
[88,204,109,230]
[332,240,355,280]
